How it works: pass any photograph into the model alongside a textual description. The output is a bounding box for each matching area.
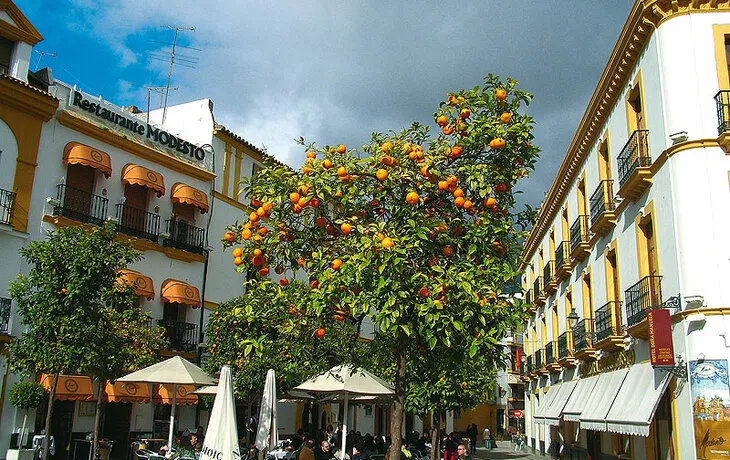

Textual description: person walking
[482,427,491,449]
[465,425,477,455]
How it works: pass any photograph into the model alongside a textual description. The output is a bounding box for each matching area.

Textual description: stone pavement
[471,445,545,460]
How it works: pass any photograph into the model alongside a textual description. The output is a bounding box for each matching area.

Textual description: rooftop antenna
[33,50,56,70]
[160,25,196,127]
[146,86,178,124]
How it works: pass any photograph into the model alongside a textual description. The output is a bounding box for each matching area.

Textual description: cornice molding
[0,77,58,120]
[0,0,43,45]
[521,0,730,264]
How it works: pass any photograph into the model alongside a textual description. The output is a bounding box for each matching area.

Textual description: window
[0,36,14,75]
[582,272,593,321]
[577,178,587,216]
[252,162,263,180]
[626,73,646,135]
[598,135,612,181]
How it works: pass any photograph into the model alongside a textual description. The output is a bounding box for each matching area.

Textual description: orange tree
[218,75,537,457]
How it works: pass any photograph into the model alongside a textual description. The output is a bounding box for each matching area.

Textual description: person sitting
[189,434,202,453]
[170,436,195,460]
[298,438,316,460]
[315,440,335,460]
[456,444,469,460]
[351,444,368,460]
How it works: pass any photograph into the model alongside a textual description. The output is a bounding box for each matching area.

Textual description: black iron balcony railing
[558,332,571,359]
[0,297,10,334]
[595,301,623,341]
[715,90,730,134]
[533,277,544,298]
[164,219,206,255]
[555,241,570,269]
[526,355,533,374]
[625,275,663,327]
[573,318,594,351]
[617,130,650,187]
[535,348,543,369]
[53,184,108,226]
[519,359,525,375]
[157,319,198,352]
[116,204,161,241]
[0,188,15,226]
[589,180,615,225]
[524,289,532,306]
[570,215,589,251]
[543,260,555,284]
[545,341,555,364]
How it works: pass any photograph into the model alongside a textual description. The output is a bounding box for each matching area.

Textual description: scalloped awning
[104,380,151,403]
[117,268,155,300]
[63,142,112,178]
[161,279,200,308]
[152,384,198,405]
[171,182,208,213]
[39,374,94,401]
[122,163,165,197]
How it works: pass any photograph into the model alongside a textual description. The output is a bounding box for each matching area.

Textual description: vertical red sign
[516,348,522,367]
[648,308,675,366]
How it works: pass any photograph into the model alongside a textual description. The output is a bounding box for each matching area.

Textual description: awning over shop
[63,142,112,178]
[542,380,578,426]
[40,374,94,401]
[171,182,209,213]
[117,268,155,300]
[606,362,671,437]
[152,384,198,405]
[122,163,165,197]
[579,368,630,432]
[104,381,151,403]
[532,385,560,423]
[562,375,599,422]
[161,279,200,308]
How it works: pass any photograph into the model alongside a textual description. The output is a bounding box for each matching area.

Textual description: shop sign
[648,308,674,366]
[67,90,211,171]
[513,409,522,418]
[690,360,730,459]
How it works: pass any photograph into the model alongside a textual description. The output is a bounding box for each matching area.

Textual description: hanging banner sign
[648,308,675,366]
[691,360,730,459]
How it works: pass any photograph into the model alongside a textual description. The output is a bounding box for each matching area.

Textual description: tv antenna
[154,25,196,127]
[33,50,56,70]
[146,86,178,124]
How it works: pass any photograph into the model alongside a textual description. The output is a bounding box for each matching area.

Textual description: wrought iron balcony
[625,275,663,327]
[715,90,730,134]
[555,241,569,269]
[570,215,590,260]
[524,289,532,307]
[589,180,616,232]
[519,359,525,376]
[618,130,650,188]
[0,297,10,334]
[535,348,543,369]
[0,188,15,226]
[545,341,555,364]
[543,260,555,284]
[164,219,206,255]
[558,332,571,359]
[573,318,594,352]
[53,184,108,226]
[156,319,198,352]
[533,276,545,304]
[116,203,161,242]
[526,355,533,374]
[595,301,623,342]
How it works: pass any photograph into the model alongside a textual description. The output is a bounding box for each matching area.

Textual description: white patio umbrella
[117,356,216,449]
[255,369,278,453]
[292,364,395,460]
[193,385,220,396]
[200,366,240,460]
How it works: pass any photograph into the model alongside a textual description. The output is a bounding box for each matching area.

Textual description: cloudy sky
[19,0,634,207]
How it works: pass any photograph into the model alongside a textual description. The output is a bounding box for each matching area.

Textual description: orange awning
[161,279,200,308]
[63,142,112,178]
[117,269,155,300]
[104,381,150,403]
[122,164,165,197]
[152,384,198,405]
[171,182,209,213]
[40,374,94,401]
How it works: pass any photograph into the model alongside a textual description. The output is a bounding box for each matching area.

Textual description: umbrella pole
[169,384,177,451]
[341,392,348,460]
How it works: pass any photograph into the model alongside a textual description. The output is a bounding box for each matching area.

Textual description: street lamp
[567,307,580,330]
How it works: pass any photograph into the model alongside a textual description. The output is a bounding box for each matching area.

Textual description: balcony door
[122,184,149,233]
[171,202,196,246]
[65,164,95,218]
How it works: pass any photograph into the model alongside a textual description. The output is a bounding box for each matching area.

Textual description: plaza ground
[472,445,544,460]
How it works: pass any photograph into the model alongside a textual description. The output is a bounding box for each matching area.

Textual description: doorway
[64,164,96,222]
[48,400,75,460]
[103,402,132,460]
[586,430,601,460]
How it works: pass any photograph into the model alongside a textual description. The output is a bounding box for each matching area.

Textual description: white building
[520,1,730,459]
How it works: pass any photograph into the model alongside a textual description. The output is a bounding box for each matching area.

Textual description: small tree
[8,223,164,460]
[8,381,46,449]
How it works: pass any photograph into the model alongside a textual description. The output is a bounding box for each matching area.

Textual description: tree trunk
[388,333,407,460]
[92,380,105,460]
[42,372,60,460]
[429,412,441,460]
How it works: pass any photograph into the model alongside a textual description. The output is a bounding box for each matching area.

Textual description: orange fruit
[453,188,464,198]
[447,95,458,106]
[460,108,471,119]
[446,175,458,185]
[259,267,270,277]
[332,259,343,270]
[442,125,454,135]
[496,89,507,101]
[340,223,353,234]
[449,145,463,159]
[323,158,333,169]
[309,197,320,208]
[463,199,473,210]
[454,196,465,207]
[381,237,394,249]
[495,183,508,193]
[279,278,289,286]
[438,181,449,191]
[289,192,301,203]
[442,246,453,257]
[336,166,348,176]
[309,279,320,289]
[257,227,268,235]
[253,248,262,257]
[292,204,303,214]
[306,151,316,159]
[249,212,260,223]
[500,112,512,124]
[298,196,308,207]
[224,231,235,242]
[336,144,347,154]
[257,207,266,217]
[376,169,389,181]
[381,141,393,153]
[419,166,430,178]
[483,197,497,208]
[406,191,420,205]
[436,115,448,127]
[315,217,327,227]
[263,202,274,212]
[489,138,506,149]
[233,256,244,266]
[381,156,396,166]
[418,287,430,298]
[232,247,243,258]
[314,328,326,339]
[241,229,252,240]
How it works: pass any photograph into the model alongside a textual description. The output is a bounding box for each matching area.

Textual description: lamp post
[567,307,580,352]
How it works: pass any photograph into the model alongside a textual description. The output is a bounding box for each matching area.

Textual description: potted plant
[7,381,46,460]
